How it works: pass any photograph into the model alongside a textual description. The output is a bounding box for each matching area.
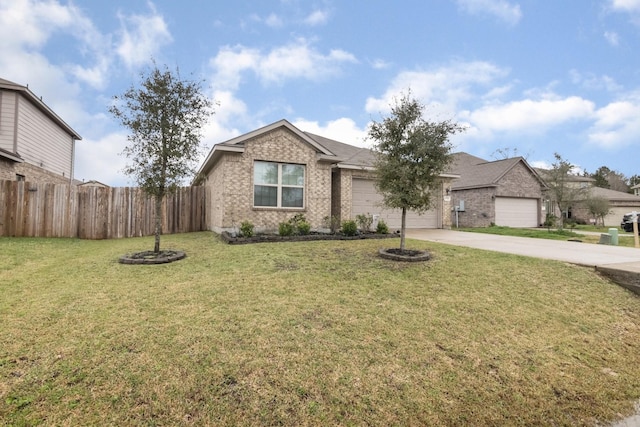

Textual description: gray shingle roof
[304,132,376,168]
[590,186,640,201]
[449,152,543,190]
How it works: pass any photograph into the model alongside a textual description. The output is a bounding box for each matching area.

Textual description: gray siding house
[0,78,82,184]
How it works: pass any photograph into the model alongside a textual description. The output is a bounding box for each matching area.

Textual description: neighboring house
[585,187,640,226]
[448,153,547,228]
[78,180,109,188]
[195,119,459,233]
[536,169,640,226]
[0,78,82,184]
[631,184,640,197]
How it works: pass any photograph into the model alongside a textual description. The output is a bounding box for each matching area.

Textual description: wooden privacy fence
[0,180,206,239]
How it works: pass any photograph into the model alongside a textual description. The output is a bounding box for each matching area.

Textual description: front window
[254,161,305,208]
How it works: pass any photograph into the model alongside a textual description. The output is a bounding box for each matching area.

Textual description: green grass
[1,233,640,426]
[458,225,639,247]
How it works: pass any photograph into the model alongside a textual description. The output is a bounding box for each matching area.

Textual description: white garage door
[495,197,538,227]
[351,178,439,229]
[606,207,634,227]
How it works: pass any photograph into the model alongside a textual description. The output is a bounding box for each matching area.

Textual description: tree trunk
[154,195,162,253]
[400,207,407,251]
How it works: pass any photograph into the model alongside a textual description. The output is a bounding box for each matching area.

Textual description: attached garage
[351,178,439,229]
[495,197,539,227]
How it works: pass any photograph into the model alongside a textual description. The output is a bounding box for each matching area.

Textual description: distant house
[195,119,459,233]
[0,78,82,184]
[535,169,640,226]
[631,184,640,197]
[448,153,547,228]
[78,180,109,188]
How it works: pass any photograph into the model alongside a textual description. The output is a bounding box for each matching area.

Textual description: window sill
[252,207,306,212]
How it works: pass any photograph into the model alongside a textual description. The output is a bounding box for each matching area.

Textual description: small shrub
[279,222,294,236]
[544,213,557,231]
[355,213,374,232]
[239,221,254,237]
[289,213,307,227]
[297,221,311,235]
[341,220,358,236]
[323,215,341,233]
[376,219,389,234]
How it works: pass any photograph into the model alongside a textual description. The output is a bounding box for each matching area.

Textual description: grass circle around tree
[118,250,186,265]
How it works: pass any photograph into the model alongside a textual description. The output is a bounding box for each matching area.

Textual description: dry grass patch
[0,233,639,426]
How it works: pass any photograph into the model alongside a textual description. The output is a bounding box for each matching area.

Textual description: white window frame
[253,161,305,209]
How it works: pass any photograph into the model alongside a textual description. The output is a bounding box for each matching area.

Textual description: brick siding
[0,161,71,184]
[205,128,332,232]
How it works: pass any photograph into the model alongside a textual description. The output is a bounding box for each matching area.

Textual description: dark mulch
[220,231,399,245]
[118,250,186,265]
[378,248,431,262]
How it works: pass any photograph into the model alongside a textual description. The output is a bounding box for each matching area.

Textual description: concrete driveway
[406,229,640,268]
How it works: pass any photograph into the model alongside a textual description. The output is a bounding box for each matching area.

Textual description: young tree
[110,65,214,253]
[368,93,465,251]
[584,195,610,227]
[544,153,589,229]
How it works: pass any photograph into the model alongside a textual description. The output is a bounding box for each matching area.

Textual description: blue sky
[2,0,640,186]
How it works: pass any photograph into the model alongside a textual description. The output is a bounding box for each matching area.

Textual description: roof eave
[1,79,82,140]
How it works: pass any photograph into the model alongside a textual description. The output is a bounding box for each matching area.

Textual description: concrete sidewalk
[406,229,640,295]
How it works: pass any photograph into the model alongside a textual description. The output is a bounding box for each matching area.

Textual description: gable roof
[304,132,376,169]
[197,119,380,178]
[0,78,82,140]
[195,119,461,181]
[450,152,546,190]
[589,186,640,202]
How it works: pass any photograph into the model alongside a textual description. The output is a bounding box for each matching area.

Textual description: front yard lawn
[459,225,638,247]
[1,232,639,426]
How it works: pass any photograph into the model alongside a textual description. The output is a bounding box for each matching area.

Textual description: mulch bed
[220,231,399,245]
[118,250,186,265]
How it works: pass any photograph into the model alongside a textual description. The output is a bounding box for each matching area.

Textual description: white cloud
[115,4,172,69]
[75,132,130,185]
[588,94,640,149]
[0,0,111,89]
[292,118,369,147]
[365,60,509,115]
[265,13,284,28]
[370,59,392,69]
[455,0,522,26]
[569,70,622,92]
[210,39,357,89]
[610,0,640,12]
[461,96,595,136]
[604,30,620,46]
[304,9,330,26]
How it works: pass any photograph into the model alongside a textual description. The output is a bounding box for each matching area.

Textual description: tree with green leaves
[368,92,465,251]
[591,166,629,193]
[110,64,214,253]
[544,153,589,230]
[584,195,610,227]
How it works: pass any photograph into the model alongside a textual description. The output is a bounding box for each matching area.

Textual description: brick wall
[205,128,332,232]
[497,162,543,199]
[451,162,544,228]
[0,161,71,184]
[0,158,15,181]
[451,187,496,227]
